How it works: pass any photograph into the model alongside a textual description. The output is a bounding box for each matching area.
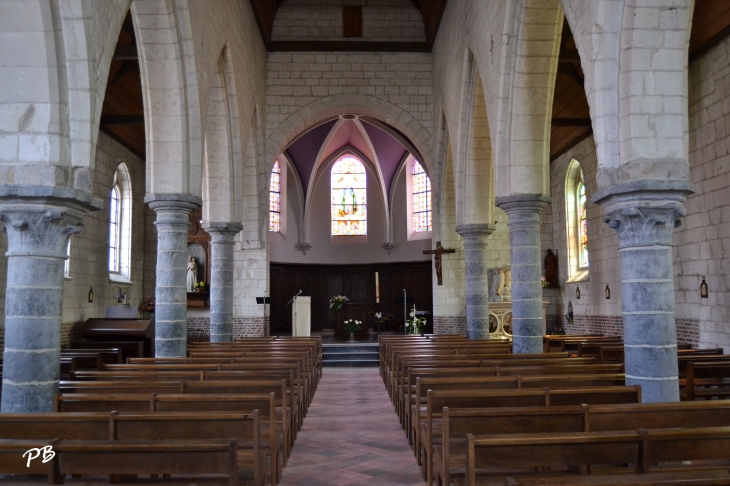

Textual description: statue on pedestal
[187,257,198,292]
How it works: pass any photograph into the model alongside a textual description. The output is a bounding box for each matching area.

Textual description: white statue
[187,257,197,292]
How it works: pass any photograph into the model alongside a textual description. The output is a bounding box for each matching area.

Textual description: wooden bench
[682,361,730,401]
[503,468,730,485]
[420,386,642,485]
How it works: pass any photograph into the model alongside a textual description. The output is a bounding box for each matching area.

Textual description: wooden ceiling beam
[558,49,580,63]
[113,45,138,60]
[551,118,591,127]
[100,115,145,126]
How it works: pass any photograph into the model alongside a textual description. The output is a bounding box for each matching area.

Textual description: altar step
[322,342,379,367]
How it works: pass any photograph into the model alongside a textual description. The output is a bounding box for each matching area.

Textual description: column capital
[201,222,243,240]
[144,193,202,214]
[593,180,695,249]
[455,223,495,239]
[0,187,103,258]
[495,194,551,215]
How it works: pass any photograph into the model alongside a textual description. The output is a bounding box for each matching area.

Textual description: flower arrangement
[194,281,208,291]
[541,276,550,288]
[143,298,155,313]
[343,319,362,333]
[406,306,427,335]
[329,295,349,313]
[368,311,394,325]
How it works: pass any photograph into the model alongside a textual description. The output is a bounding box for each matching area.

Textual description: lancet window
[412,160,432,232]
[331,155,367,236]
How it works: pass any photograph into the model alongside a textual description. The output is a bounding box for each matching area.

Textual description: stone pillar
[496,195,551,354]
[145,195,201,357]
[456,223,495,339]
[201,223,242,342]
[595,182,694,403]
[0,188,102,412]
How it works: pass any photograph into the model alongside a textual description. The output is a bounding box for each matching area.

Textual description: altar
[334,303,369,341]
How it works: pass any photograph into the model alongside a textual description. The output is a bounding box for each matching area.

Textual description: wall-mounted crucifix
[423,241,456,286]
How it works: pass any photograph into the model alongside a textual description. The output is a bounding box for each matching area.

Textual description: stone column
[201,223,242,342]
[456,223,495,339]
[496,195,551,354]
[0,188,102,412]
[595,181,694,403]
[145,194,201,357]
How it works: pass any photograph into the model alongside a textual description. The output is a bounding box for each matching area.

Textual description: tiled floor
[279,368,426,486]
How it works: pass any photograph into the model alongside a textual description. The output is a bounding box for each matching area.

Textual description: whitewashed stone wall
[272,0,425,42]
[59,132,150,345]
[266,51,433,137]
[0,230,6,351]
[544,136,623,330]
[677,35,730,351]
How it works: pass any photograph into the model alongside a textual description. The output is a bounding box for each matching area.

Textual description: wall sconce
[88,286,94,303]
[576,286,581,299]
[700,277,709,299]
[605,283,611,300]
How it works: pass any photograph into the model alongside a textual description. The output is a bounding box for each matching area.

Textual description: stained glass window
[331,155,367,236]
[577,178,589,268]
[412,160,432,232]
[109,184,121,272]
[269,160,281,232]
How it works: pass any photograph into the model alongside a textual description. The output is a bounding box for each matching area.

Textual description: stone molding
[456,223,495,249]
[201,222,243,241]
[495,194,551,216]
[144,193,202,212]
[593,181,695,249]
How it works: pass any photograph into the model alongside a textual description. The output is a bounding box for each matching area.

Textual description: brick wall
[433,316,466,336]
[187,317,271,341]
[563,315,700,348]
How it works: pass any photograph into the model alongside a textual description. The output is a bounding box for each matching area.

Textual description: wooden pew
[0,439,59,477]
[420,387,642,486]
[682,361,730,401]
[503,469,730,485]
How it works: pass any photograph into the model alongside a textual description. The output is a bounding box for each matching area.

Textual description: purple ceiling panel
[284,119,337,191]
[362,121,408,195]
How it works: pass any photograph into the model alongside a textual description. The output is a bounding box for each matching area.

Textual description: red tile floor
[278,368,426,486]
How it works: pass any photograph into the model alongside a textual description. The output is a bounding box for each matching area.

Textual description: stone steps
[322,342,379,368]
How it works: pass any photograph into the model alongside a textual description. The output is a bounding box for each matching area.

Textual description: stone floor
[279,368,425,486]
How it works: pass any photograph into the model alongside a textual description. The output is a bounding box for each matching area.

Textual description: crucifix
[423,241,456,285]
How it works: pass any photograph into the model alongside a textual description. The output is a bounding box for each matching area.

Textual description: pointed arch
[202,46,241,224]
[131,0,202,198]
[109,161,133,282]
[455,49,494,227]
[565,158,589,278]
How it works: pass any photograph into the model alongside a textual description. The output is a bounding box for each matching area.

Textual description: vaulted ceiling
[247,0,447,52]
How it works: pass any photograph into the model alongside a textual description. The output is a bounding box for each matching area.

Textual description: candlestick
[375,272,380,303]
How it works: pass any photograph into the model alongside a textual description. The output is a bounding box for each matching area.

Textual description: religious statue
[187,257,197,292]
[544,249,558,287]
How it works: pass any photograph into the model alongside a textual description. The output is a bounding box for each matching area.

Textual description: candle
[375,272,380,303]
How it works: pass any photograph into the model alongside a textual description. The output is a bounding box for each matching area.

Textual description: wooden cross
[423,241,456,286]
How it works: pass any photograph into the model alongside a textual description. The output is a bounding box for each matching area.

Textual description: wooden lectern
[292,296,311,337]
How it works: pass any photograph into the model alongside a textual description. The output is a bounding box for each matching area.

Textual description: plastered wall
[270,161,432,264]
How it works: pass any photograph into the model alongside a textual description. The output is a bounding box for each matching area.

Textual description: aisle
[279,368,426,486]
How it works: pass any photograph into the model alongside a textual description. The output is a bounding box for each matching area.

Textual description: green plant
[541,276,550,288]
[368,311,394,325]
[194,281,207,290]
[343,319,362,333]
[406,306,427,335]
[329,295,349,313]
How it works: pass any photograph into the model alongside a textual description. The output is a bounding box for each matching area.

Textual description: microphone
[297,290,302,296]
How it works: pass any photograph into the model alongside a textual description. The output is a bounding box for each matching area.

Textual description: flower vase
[349,332,355,342]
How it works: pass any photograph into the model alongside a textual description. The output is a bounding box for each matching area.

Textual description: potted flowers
[329,295,349,313]
[406,306,427,335]
[194,281,208,293]
[343,319,362,341]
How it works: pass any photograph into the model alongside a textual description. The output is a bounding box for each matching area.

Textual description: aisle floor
[279,368,426,486]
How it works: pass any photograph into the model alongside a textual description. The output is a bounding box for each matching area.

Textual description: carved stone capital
[495,194,551,226]
[144,193,202,214]
[593,181,694,249]
[456,223,495,250]
[0,189,102,258]
[201,222,243,243]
